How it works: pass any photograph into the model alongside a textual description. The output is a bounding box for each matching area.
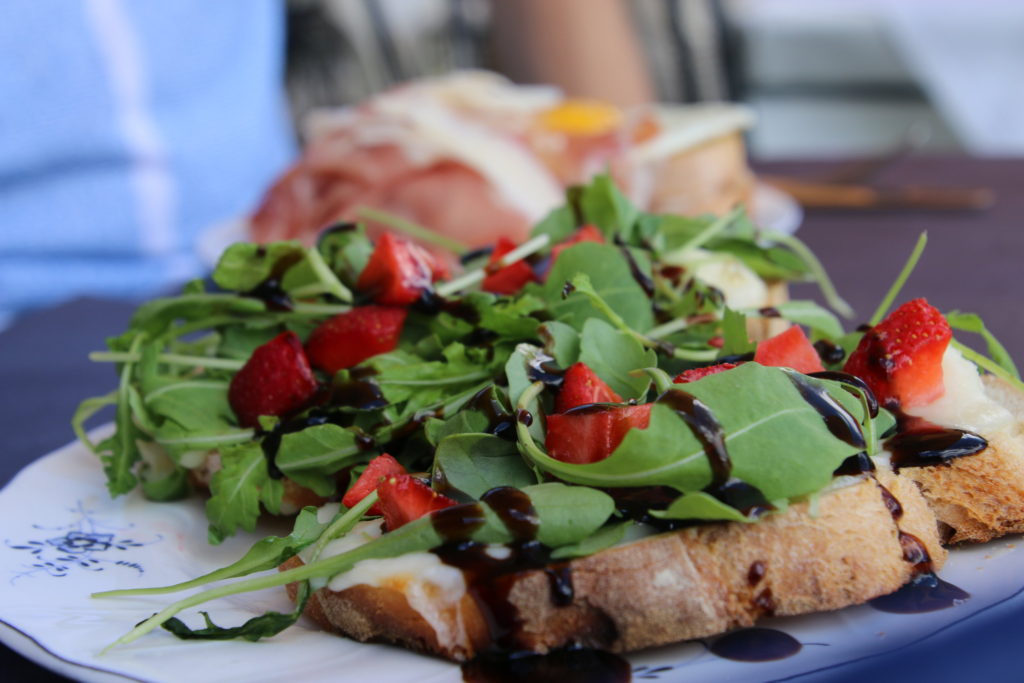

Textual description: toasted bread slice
[281,469,943,661]
[899,375,1024,544]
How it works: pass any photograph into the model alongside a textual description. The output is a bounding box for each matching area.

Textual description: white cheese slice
[909,346,1014,435]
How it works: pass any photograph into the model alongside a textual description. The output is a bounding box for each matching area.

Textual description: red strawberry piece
[377,473,457,530]
[754,326,825,374]
[305,305,408,375]
[545,404,652,464]
[356,232,439,305]
[548,224,606,269]
[342,453,406,515]
[482,237,537,295]
[843,298,951,408]
[555,362,623,413]
[673,362,741,384]
[228,331,319,428]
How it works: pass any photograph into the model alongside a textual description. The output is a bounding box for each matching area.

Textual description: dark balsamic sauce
[709,628,802,662]
[607,486,683,531]
[461,648,631,683]
[526,351,566,389]
[747,560,766,586]
[813,339,847,366]
[561,281,576,298]
[656,390,731,485]
[867,478,971,613]
[655,389,774,517]
[758,306,781,318]
[808,371,879,418]
[544,564,575,607]
[833,451,876,476]
[787,373,866,448]
[467,387,516,440]
[885,418,988,470]
[330,366,387,411]
[516,409,534,426]
[617,245,655,298]
[433,489,577,653]
[659,265,686,287]
[244,278,293,311]
[869,572,971,614]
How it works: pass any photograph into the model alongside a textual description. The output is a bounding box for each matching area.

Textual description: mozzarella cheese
[909,346,1014,435]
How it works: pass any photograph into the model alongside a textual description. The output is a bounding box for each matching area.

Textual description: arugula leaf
[206,443,276,544]
[72,390,117,454]
[747,300,843,339]
[101,335,146,496]
[543,242,654,332]
[212,242,304,292]
[424,411,491,446]
[530,204,577,243]
[549,520,632,560]
[578,318,656,399]
[540,321,580,367]
[650,491,756,522]
[433,434,537,499]
[578,173,639,239]
[522,364,874,509]
[274,424,365,496]
[161,603,306,642]
[720,308,754,356]
[946,311,1019,379]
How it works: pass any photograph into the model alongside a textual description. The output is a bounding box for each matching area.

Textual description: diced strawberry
[377,473,457,530]
[549,224,605,265]
[305,306,408,375]
[356,232,440,305]
[342,453,406,515]
[482,237,537,295]
[228,331,319,428]
[754,326,825,374]
[673,362,741,383]
[843,298,951,408]
[545,404,651,464]
[555,362,623,413]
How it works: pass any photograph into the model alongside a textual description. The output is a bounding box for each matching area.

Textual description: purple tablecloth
[2,156,1021,681]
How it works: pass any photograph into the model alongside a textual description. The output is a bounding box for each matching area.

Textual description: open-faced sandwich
[81,177,1022,677]
[250,70,756,252]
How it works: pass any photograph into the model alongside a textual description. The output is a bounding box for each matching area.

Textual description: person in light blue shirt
[0,0,296,324]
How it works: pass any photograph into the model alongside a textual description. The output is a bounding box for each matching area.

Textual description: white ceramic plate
[2,430,1019,683]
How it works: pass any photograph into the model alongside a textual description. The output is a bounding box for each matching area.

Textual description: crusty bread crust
[648,133,754,219]
[282,469,943,661]
[899,375,1024,544]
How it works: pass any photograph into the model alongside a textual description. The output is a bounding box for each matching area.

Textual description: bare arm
[490,0,655,106]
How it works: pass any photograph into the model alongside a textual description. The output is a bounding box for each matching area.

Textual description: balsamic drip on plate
[869,573,971,614]
[709,628,802,662]
[868,478,971,613]
[461,648,631,683]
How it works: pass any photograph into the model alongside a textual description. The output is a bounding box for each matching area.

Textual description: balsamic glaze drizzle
[655,389,774,517]
[709,628,802,662]
[884,411,988,470]
[787,373,866,449]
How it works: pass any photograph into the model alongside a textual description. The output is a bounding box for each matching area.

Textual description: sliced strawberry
[482,237,537,295]
[228,331,319,428]
[377,473,457,530]
[356,232,439,305]
[342,453,406,515]
[754,326,825,374]
[844,298,951,408]
[555,362,623,413]
[545,404,651,464]
[549,224,605,265]
[673,362,741,384]
[305,306,408,375]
